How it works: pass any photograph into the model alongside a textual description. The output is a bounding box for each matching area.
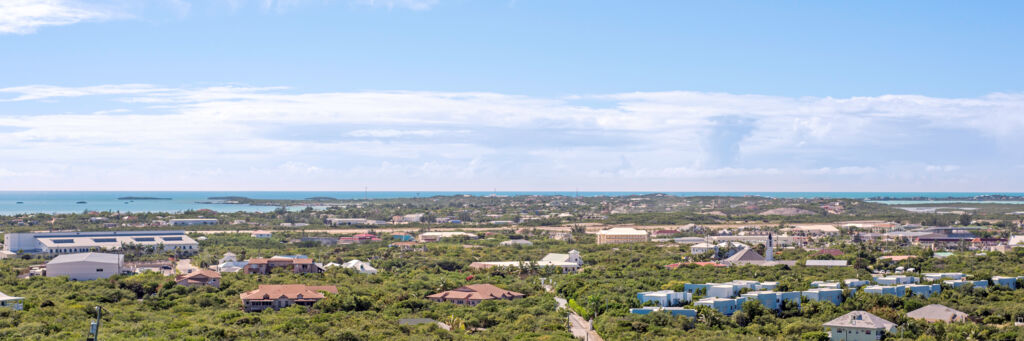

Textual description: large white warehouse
[46,252,124,281]
[3,230,199,255]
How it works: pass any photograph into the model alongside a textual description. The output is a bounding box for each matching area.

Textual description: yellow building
[596,227,649,244]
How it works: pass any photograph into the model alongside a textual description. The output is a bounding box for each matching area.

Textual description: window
[92,238,116,243]
[96,269,104,272]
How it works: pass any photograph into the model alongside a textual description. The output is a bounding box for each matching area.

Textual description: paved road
[568,313,602,341]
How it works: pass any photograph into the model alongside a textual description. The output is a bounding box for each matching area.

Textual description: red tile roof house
[427,284,525,306]
[240,284,338,312]
[175,269,221,288]
[244,257,323,274]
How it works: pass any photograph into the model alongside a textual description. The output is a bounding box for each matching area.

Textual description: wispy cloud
[0,0,120,34]
[1,84,1022,190]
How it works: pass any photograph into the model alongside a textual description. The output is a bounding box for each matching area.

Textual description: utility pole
[86,306,103,341]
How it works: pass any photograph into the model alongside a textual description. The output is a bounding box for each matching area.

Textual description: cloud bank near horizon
[1,84,1022,191]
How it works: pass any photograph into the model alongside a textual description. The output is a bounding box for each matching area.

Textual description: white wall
[47,260,121,281]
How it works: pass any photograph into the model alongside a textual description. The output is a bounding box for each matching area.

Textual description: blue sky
[1,0,1023,191]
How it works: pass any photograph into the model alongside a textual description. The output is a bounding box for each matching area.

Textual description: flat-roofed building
[630,307,697,318]
[596,227,649,245]
[169,219,218,226]
[4,230,198,255]
[46,252,123,281]
[694,297,746,316]
[637,290,691,307]
[802,288,843,305]
[418,231,478,242]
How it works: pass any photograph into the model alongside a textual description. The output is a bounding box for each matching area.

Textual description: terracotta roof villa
[240,284,338,312]
[822,310,896,341]
[427,284,525,306]
[244,256,323,274]
[175,269,222,288]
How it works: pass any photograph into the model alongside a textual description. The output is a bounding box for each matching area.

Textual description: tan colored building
[244,256,323,274]
[240,284,337,312]
[175,269,221,288]
[427,284,524,305]
[596,227,649,244]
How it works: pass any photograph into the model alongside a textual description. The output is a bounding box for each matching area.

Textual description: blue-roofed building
[682,283,710,296]
[862,285,906,297]
[906,284,941,298]
[923,272,965,282]
[992,276,1022,289]
[392,233,415,242]
[875,275,918,285]
[637,290,691,307]
[811,281,841,289]
[844,279,870,289]
[695,297,747,316]
[945,279,988,289]
[744,291,801,311]
[802,288,843,305]
[630,307,697,318]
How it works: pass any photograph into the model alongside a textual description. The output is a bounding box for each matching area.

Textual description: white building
[596,227,649,244]
[497,237,532,245]
[418,231,478,242]
[340,259,378,274]
[822,310,896,341]
[251,230,272,238]
[327,218,383,226]
[169,219,218,226]
[4,230,198,255]
[690,242,716,255]
[0,291,23,311]
[46,252,124,281]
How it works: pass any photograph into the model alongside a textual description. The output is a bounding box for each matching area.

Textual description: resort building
[629,307,697,318]
[250,230,272,238]
[802,288,843,305]
[46,252,124,281]
[3,230,199,255]
[175,269,221,288]
[426,284,524,305]
[327,218,384,226]
[636,290,691,307]
[499,239,533,246]
[694,297,746,316]
[418,231,478,242]
[923,272,965,282]
[822,311,896,341]
[740,291,801,311]
[240,285,338,312]
[595,227,649,244]
[244,256,323,274]
[169,219,218,226]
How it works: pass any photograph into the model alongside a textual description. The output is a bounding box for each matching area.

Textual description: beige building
[596,227,649,244]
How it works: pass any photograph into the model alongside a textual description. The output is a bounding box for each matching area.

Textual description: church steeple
[765,233,774,261]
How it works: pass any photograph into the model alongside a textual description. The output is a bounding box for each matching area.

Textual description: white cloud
[0,0,119,34]
[351,0,438,11]
[1,84,1022,190]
